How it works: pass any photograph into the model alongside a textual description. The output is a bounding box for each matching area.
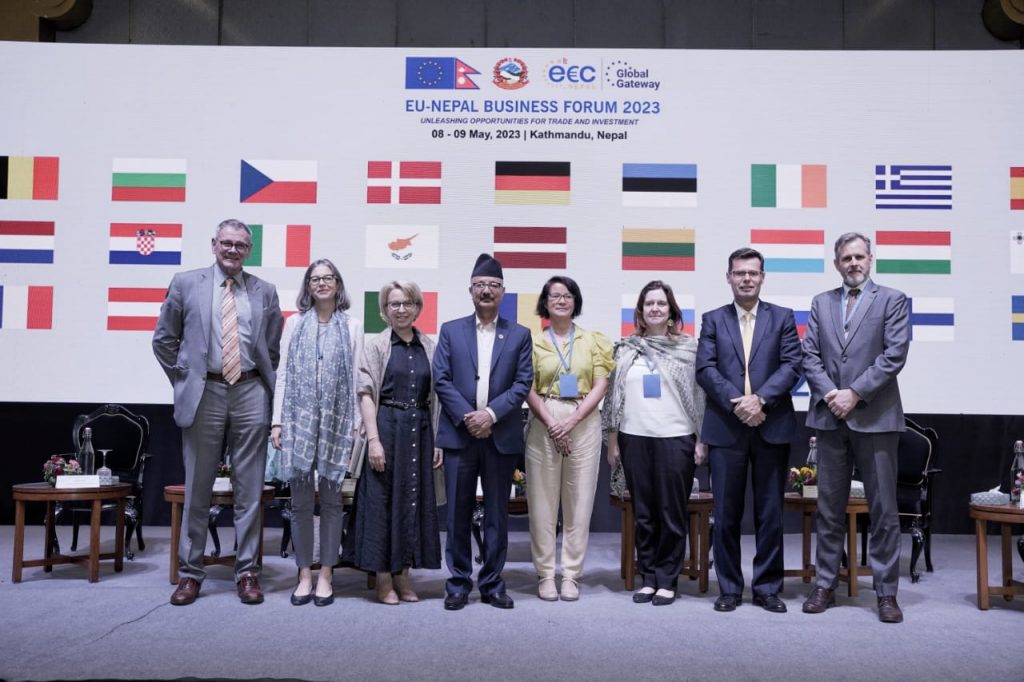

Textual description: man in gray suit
[153,218,282,605]
[801,232,910,623]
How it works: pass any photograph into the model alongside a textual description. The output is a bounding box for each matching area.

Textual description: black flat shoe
[480,591,515,609]
[632,590,655,604]
[313,592,335,607]
[291,590,313,606]
[444,592,468,611]
[753,593,787,613]
[714,594,742,612]
[651,592,676,606]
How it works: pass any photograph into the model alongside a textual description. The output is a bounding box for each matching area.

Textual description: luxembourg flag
[107,287,165,331]
[621,293,695,337]
[908,297,954,342]
[0,285,53,329]
[750,229,825,273]
[108,223,182,265]
[240,160,317,203]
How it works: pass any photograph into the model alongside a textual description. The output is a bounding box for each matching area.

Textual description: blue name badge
[559,374,579,398]
[643,374,661,398]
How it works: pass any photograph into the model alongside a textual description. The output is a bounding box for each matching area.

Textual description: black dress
[344,332,441,573]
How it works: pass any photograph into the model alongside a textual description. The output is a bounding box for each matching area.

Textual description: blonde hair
[378,280,424,322]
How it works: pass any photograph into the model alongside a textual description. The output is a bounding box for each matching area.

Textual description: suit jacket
[432,314,533,455]
[802,279,909,433]
[696,300,802,447]
[152,265,283,428]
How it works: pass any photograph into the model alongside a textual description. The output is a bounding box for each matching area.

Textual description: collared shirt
[208,266,254,373]
[475,316,497,422]
[531,325,613,396]
[733,300,760,333]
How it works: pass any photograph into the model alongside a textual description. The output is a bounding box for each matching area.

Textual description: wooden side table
[783,493,869,596]
[12,482,130,583]
[969,502,1024,610]
[163,484,275,584]
[611,491,712,593]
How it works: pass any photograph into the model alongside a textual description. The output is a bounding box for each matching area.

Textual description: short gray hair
[215,218,252,239]
[378,280,424,322]
[834,231,872,257]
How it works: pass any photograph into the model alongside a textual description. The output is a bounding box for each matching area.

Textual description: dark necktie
[845,288,860,329]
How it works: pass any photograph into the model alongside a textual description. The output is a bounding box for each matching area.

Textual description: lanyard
[547,324,575,373]
[641,351,658,374]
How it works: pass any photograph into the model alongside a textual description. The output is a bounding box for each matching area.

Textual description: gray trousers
[814,424,901,597]
[290,474,344,569]
[180,378,269,582]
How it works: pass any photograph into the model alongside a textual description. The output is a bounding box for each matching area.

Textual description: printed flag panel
[405,57,480,90]
[1012,231,1024,275]
[1011,167,1024,210]
[0,221,55,264]
[0,156,59,200]
[365,225,439,269]
[1013,296,1024,342]
[622,163,697,207]
[244,224,311,268]
[363,290,438,335]
[620,293,695,337]
[107,287,165,331]
[112,158,186,202]
[499,292,545,335]
[108,223,182,265]
[908,297,955,342]
[367,161,442,204]
[875,164,952,210]
[493,226,567,269]
[875,230,951,275]
[0,285,53,329]
[495,162,570,205]
[750,229,825,273]
[750,164,826,208]
[768,295,813,340]
[278,290,300,320]
[622,228,694,271]
[240,160,317,203]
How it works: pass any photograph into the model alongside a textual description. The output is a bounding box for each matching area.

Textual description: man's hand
[825,388,860,419]
[731,395,766,427]
[464,410,494,438]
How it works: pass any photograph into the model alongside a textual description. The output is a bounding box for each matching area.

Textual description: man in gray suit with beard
[153,218,282,605]
[801,231,910,623]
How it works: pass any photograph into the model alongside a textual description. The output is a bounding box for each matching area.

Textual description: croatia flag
[108,223,182,265]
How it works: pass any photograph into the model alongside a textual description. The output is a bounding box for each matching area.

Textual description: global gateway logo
[604,59,660,91]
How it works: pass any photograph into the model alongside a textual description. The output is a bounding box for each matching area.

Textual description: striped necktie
[221,278,241,384]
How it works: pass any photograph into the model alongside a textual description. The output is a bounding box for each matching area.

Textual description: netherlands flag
[0,221,54,264]
[0,285,53,329]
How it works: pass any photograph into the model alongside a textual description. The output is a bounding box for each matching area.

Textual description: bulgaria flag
[366,161,442,204]
[750,229,825,273]
[751,164,827,208]
[111,158,186,202]
[243,224,311,268]
[0,285,53,329]
[875,230,951,274]
[240,160,317,203]
[1,156,59,200]
[363,290,438,334]
[620,293,695,337]
[108,223,182,265]
[493,226,567,269]
[107,287,165,331]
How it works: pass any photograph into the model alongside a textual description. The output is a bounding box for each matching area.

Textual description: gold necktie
[221,278,241,385]
[741,311,753,396]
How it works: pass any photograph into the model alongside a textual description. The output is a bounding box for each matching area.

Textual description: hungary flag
[111,158,186,202]
[875,230,951,274]
[243,224,311,268]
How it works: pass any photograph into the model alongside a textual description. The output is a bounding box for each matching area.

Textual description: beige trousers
[525,399,601,581]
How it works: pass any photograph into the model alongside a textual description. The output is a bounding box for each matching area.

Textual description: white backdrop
[0,43,1021,413]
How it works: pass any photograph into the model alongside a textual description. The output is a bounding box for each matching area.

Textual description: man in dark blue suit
[433,253,533,610]
[696,247,802,613]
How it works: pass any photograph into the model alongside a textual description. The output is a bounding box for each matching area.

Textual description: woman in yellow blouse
[525,275,614,602]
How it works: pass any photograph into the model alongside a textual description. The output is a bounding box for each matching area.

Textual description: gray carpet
[0,524,1019,682]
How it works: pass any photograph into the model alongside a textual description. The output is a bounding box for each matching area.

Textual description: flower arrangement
[788,466,817,491]
[512,468,527,495]
[43,455,82,485]
[216,462,231,478]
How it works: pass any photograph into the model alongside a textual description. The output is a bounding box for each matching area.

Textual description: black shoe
[632,589,655,604]
[480,591,515,609]
[753,593,787,613]
[291,590,313,606]
[444,592,469,611]
[714,594,742,612]
[651,591,676,606]
[877,596,904,623]
[802,586,836,614]
[313,592,334,607]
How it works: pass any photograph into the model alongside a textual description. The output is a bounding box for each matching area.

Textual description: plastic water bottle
[1010,440,1024,508]
[79,427,96,476]
[806,436,818,469]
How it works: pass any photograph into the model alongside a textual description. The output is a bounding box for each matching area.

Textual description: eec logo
[493,57,529,90]
[544,58,597,88]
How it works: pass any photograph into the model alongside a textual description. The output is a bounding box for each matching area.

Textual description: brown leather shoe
[877,596,904,623]
[170,577,200,606]
[236,573,264,605]
[802,586,835,614]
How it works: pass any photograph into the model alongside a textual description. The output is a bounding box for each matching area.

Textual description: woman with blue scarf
[271,259,362,606]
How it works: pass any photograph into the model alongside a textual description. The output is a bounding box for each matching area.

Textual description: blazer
[696,301,802,447]
[432,314,533,455]
[152,265,282,428]
[802,279,909,433]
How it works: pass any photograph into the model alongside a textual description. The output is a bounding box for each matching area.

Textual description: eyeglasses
[217,240,251,252]
[387,301,416,311]
[548,293,575,302]
[729,270,763,279]
[471,281,504,292]
[308,275,336,285]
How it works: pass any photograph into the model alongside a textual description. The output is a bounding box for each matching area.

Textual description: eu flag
[405,57,480,89]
